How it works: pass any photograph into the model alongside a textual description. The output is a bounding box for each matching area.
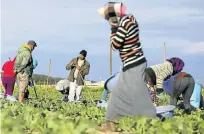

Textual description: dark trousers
[1,77,16,96]
[170,77,195,110]
[200,95,204,108]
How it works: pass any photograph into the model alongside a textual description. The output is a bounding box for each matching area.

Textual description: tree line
[32,74,64,85]
[31,74,97,85]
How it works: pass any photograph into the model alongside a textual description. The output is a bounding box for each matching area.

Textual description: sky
[1,0,204,83]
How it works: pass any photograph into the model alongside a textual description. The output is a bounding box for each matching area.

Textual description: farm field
[1,86,204,134]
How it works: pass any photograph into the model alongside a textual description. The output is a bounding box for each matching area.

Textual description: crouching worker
[164,73,204,113]
[145,57,185,95]
[100,65,122,103]
[14,40,37,102]
[99,72,160,106]
[170,72,195,113]
[100,73,120,102]
[56,79,70,102]
[66,50,90,102]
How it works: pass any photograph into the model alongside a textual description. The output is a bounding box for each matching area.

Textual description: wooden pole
[110,45,112,76]
[47,59,51,89]
[164,42,166,62]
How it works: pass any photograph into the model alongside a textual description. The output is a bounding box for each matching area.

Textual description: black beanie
[79,50,87,57]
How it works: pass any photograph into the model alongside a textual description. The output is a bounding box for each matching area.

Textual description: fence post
[47,59,51,89]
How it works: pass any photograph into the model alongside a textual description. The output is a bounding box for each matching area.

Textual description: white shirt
[74,59,85,79]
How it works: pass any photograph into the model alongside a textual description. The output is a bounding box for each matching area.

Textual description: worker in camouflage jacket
[14,40,37,102]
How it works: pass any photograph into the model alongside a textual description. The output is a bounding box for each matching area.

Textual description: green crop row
[1,86,204,134]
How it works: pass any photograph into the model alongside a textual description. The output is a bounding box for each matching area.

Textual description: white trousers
[68,80,83,102]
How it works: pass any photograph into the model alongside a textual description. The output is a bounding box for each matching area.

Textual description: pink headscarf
[120,4,126,16]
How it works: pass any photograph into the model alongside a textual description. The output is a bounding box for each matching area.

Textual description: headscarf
[166,57,185,75]
[97,2,126,26]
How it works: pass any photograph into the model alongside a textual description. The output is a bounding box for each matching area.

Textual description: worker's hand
[70,62,74,66]
[72,63,76,67]
[111,27,118,34]
[76,65,80,70]
[109,19,118,28]
[156,88,163,94]
[110,21,118,34]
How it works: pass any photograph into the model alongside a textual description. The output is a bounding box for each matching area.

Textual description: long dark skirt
[106,62,156,121]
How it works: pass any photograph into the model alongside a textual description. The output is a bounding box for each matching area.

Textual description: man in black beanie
[65,50,90,102]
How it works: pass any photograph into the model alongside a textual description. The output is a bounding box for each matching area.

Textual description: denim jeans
[101,72,120,101]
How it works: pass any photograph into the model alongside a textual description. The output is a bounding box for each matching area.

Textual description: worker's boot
[96,121,117,132]
[184,104,195,114]
[18,92,25,102]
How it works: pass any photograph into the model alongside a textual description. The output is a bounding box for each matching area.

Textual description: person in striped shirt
[145,57,185,95]
[97,2,156,132]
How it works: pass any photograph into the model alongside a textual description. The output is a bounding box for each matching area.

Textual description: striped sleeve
[110,17,130,50]
[111,27,127,49]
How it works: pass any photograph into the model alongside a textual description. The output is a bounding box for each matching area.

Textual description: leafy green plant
[1,86,204,134]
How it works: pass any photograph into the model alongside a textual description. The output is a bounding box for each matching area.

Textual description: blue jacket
[190,83,202,108]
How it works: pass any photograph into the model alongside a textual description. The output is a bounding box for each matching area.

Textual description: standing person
[14,40,37,102]
[16,59,38,100]
[1,57,16,97]
[66,50,90,102]
[97,2,156,132]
